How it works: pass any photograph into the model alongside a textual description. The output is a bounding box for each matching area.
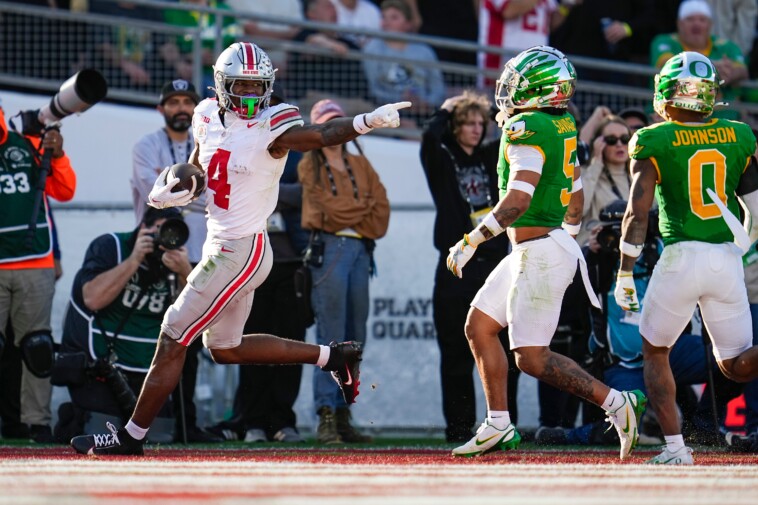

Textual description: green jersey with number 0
[498,111,578,228]
[629,119,756,246]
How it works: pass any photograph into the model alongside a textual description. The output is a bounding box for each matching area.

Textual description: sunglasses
[603,134,631,146]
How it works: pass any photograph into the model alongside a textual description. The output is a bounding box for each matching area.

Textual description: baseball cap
[678,0,712,20]
[617,107,649,127]
[159,79,200,106]
[310,99,345,124]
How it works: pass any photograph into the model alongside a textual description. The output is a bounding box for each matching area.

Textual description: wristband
[467,229,486,247]
[353,114,373,135]
[617,269,634,278]
[482,211,505,236]
[572,177,583,193]
[561,221,581,235]
[620,241,643,257]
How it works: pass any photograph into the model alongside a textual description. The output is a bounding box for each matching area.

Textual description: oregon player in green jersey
[616,51,758,465]
[446,46,647,460]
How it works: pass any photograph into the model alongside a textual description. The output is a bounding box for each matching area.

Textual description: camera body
[304,232,325,267]
[86,356,137,417]
[145,217,190,272]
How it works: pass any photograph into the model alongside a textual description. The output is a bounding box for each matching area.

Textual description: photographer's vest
[90,232,173,372]
[0,131,51,263]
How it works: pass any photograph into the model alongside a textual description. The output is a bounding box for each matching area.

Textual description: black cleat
[71,422,144,456]
[324,341,363,404]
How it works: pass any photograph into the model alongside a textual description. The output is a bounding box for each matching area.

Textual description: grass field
[1,440,757,505]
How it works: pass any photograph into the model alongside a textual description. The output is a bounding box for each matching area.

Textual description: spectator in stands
[477,0,571,88]
[650,0,747,120]
[578,115,632,247]
[164,0,243,97]
[550,0,657,82]
[419,91,519,443]
[331,0,381,47]
[130,79,220,444]
[369,0,421,31]
[56,208,193,443]
[417,0,478,69]
[87,0,177,92]
[362,0,444,126]
[299,99,390,444]
[226,0,304,77]
[617,107,650,132]
[705,0,758,57]
[206,83,312,444]
[288,0,369,100]
[0,98,76,443]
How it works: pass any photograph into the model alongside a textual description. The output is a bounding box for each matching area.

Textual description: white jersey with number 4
[192,99,304,241]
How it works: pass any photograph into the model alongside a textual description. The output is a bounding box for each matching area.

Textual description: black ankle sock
[323,346,343,371]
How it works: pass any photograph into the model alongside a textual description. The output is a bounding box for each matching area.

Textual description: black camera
[596,200,626,254]
[152,217,189,251]
[87,357,137,418]
[304,232,325,267]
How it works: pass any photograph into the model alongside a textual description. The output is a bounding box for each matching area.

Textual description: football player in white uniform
[72,41,410,455]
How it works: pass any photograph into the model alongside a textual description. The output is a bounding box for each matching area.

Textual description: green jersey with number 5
[629,119,756,246]
[497,111,578,228]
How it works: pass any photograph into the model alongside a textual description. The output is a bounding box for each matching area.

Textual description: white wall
[2,90,539,433]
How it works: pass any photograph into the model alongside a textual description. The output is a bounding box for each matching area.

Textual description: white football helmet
[213,42,276,119]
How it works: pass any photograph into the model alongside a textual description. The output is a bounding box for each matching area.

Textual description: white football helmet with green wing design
[653,51,721,120]
[494,45,576,125]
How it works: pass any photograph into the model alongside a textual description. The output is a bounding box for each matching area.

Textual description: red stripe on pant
[178,234,265,346]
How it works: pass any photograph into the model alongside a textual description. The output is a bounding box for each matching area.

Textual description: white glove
[147,166,194,209]
[614,270,640,312]
[446,235,477,279]
[360,101,412,130]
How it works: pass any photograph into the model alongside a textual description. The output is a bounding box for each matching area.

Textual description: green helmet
[653,51,720,119]
[495,45,576,121]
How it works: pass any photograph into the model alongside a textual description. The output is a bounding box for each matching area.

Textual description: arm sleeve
[27,135,77,201]
[354,159,390,240]
[78,234,120,285]
[420,45,446,106]
[132,137,163,212]
[505,144,545,174]
[420,109,452,185]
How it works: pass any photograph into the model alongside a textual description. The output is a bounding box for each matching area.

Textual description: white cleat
[605,389,647,460]
[451,420,521,457]
[646,445,694,465]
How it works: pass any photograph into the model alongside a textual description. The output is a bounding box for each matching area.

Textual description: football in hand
[167,163,205,200]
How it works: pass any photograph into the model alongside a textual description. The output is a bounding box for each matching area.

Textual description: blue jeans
[311,234,370,412]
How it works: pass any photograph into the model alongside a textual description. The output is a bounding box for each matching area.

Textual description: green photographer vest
[88,233,173,372]
[0,131,52,263]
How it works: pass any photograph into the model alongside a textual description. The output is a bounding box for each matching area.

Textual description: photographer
[55,207,192,442]
[0,98,76,443]
[536,200,741,446]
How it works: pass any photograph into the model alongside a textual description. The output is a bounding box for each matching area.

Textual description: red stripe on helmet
[243,42,256,72]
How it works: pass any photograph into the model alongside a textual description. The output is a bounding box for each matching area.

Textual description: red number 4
[207,149,231,209]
